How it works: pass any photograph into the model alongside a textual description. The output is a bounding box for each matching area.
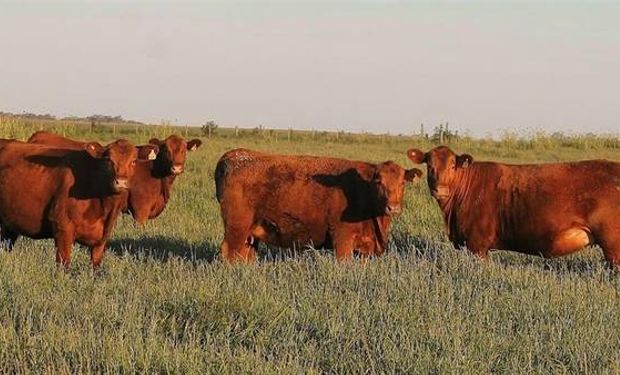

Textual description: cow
[214,148,422,262]
[0,139,138,269]
[407,145,620,266]
[128,135,202,224]
[29,131,158,160]
[28,132,202,225]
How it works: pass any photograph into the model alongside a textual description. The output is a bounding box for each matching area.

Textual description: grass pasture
[1,119,620,373]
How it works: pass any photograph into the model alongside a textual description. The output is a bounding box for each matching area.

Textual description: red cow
[215,148,422,262]
[28,132,202,225]
[0,139,138,268]
[408,145,620,266]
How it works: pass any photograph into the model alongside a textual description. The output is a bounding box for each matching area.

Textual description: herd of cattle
[0,130,619,269]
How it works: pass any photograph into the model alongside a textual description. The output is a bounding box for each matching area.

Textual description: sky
[0,2,619,137]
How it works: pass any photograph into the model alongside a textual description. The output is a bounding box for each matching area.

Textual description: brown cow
[29,131,158,160]
[407,145,620,266]
[215,148,422,262]
[128,135,202,224]
[0,139,138,268]
[28,132,202,225]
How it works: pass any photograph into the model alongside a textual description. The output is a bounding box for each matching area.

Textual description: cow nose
[432,185,450,199]
[113,178,129,191]
[385,205,402,216]
[171,165,183,175]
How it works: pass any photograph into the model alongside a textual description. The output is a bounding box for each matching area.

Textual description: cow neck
[160,174,177,203]
[100,191,128,240]
[436,166,477,237]
[147,161,177,204]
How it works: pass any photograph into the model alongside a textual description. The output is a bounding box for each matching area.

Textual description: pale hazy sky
[1,2,619,136]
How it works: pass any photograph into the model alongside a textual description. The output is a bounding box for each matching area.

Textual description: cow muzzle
[113,178,130,191]
[385,204,402,216]
[171,165,184,175]
[432,185,450,199]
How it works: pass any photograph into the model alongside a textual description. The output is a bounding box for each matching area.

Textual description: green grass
[2,119,620,373]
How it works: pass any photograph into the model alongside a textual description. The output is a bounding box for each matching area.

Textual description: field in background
[1,118,620,373]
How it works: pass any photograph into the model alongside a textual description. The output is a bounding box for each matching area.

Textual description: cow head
[85,139,138,193]
[148,135,202,176]
[371,161,422,216]
[407,146,473,200]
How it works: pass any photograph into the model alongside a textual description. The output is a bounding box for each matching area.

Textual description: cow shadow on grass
[388,230,454,262]
[107,236,219,263]
[388,230,609,277]
[492,247,608,277]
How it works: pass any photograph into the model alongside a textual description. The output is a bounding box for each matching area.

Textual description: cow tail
[214,158,228,203]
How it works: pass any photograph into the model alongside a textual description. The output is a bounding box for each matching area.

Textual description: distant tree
[431,123,459,143]
[86,114,125,123]
[201,120,219,137]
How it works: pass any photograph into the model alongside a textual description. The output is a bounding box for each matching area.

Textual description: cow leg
[90,243,107,270]
[464,237,492,260]
[220,219,257,263]
[333,227,355,261]
[0,226,19,251]
[220,237,256,263]
[130,207,149,228]
[54,228,75,269]
[593,225,620,269]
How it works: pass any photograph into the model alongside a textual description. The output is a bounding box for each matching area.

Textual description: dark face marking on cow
[150,135,202,176]
[407,146,473,200]
[372,161,422,216]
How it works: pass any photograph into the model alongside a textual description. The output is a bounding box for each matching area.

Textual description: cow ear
[84,142,104,158]
[148,138,161,146]
[457,154,473,168]
[141,144,159,160]
[407,149,427,164]
[187,139,202,151]
[405,168,423,183]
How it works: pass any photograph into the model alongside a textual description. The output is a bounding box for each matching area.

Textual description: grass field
[2,119,620,373]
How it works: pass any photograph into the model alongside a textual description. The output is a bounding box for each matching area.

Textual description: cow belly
[0,194,51,237]
[251,216,327,248]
